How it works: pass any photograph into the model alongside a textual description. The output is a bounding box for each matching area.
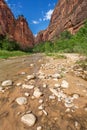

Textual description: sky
[5,0,58,36]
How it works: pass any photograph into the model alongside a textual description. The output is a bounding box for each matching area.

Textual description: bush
[0,36,20,51]
[33,21,87,55]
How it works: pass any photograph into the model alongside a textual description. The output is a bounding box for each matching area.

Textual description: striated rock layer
[0,0,34,49]
[35,0,87,43]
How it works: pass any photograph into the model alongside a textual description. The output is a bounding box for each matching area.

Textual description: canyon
[0,0,34,49]
[35,0,87,43]
[0,0,87,48]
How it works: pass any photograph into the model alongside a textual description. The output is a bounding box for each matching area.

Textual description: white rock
[24,92,30,97]
[43,84,47,88]
[22,84,34,89]
[0,86,3,91]
[65,108,70,112]
[49,95,55,100]
[16,97,27,105]
[39,99,44,104]
[61,80,69,88]
[72,94,79,99]
[38,75,45,79]
[38,105,44,110]
[64,97,74,108]
[52,73,61,79]
[27,75,35,80]
[2,80,12,87]
[49,88,59,97]
[33,88,42,98]
[30,64,34,67]
[37,126,42,130]
[16,82,22,86]
[21,72,26,75]
[54,84,60,88]
[42,110,48,116]
[21,113,36,127]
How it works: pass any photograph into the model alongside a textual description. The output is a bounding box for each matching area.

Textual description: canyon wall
[35,0,87,43]
[0,0,34,49]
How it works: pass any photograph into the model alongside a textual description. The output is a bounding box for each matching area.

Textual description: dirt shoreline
[0,53,87,130]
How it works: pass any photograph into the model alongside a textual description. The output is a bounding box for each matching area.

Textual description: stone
[72,94,80,99]
[39,99,44,104]
[16,82,22,86]
[42,110,48,116]
[33,88,42,98]
[0,86,3,92]
[54,83,60,88]
[16,97,27,105]
[38,105,44,110]
[21,72,26,75]
[37,126,42,130]
[21,113,36,127]
[38,75,45,79]
[64,97,74,108]
[52,73,61,79]
[27,75,35,80]
[43,84,47,88]
[2,80,12,87]
[61,80,69,89]
[22,84,34,89]
[24,92,30,97]
[49,95,55,100]
[49,88,59,97]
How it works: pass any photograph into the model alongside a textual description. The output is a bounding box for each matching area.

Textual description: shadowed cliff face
[0,0,15,37]
[14,16,34,49]
[0,0,34,49]
[35,0,87,43]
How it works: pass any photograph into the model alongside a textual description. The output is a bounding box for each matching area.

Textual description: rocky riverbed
[0,53,87,130]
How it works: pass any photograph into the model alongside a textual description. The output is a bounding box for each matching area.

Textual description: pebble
[72,94,79,99]
[2,80,13,87]
[22,84,34,89]
[30,64,34,67]
[61,80,69,88]
[21,113,36,127]
[24,92,30,97]
[54,83,60,88]
[33,88,43,98]
[43,84,47,88]
[42,110,48,116]
[49,95,55,100]
[39,99,44,104]
[16,82,22,86]
[21,72,26,75]
[0,86,3,91]
[16,97,27,105]
[27,75,35,80]
[52,73,61,79]
[37,126,42,130]
[38,105,44,110]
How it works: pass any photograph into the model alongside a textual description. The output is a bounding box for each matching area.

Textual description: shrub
[0,36,20,51]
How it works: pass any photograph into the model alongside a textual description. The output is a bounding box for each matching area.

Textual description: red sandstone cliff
[14,16,34,49]
[0,0,34,49]
[35,0,87,43]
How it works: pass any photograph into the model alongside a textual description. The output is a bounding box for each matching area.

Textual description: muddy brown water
[0,53,87,130]
[0,54,45,83]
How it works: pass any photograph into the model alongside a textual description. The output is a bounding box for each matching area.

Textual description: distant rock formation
[0,0,34,49]
[35,0,87,43]
[14,16,34,49]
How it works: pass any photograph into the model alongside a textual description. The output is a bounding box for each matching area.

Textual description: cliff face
[0,0,15,37]
[36,0,87,43]
[14,16,34,49]
[0,0,34,49]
